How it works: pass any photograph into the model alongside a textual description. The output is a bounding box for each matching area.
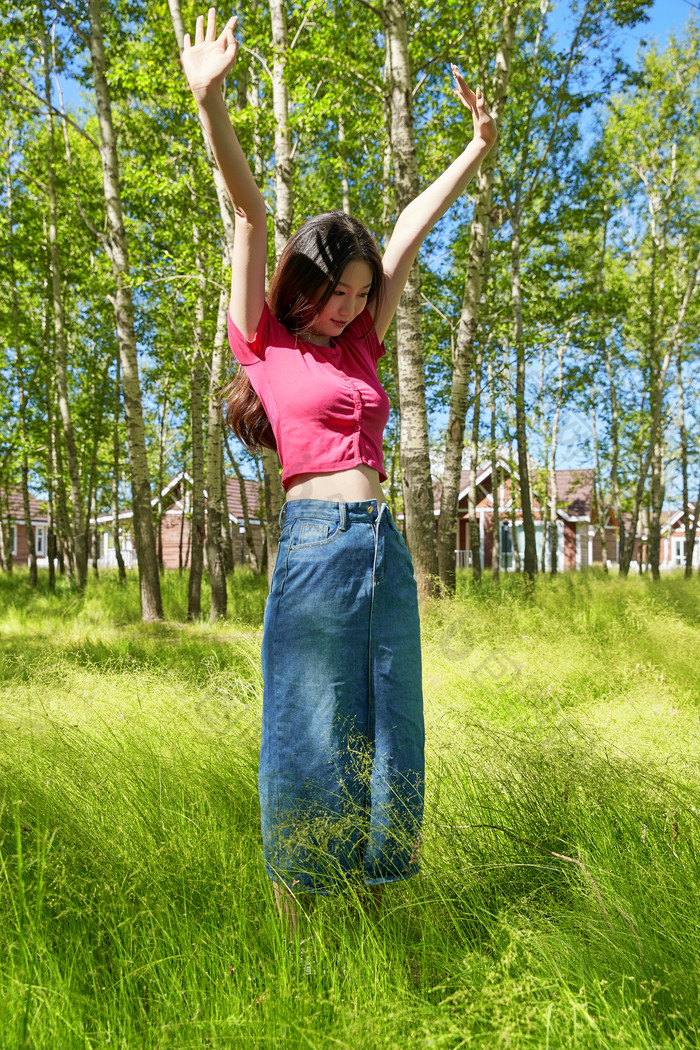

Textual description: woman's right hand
[182,8,239,104]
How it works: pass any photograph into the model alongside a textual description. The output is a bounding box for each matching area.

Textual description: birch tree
[84,0,162,620]
[605,23,700,577]
[383,0,437,595]
[437,1,518,592]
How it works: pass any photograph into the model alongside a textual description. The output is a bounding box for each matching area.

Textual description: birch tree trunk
[338,114,351,214]
[187,235,206,620]
[206,284,229,620]
[511,216,537,580]
[504,391,521,573]
[648,432,665,581]
[188,352,206,619]
[111,351,127,582]
[156,387,169,574]
[590,395,607,572]
[224,434,260,572]
[87,0,162,620]
[5,133,37,586]
[0,483,11,574]
[590,216,608,572]
[220,442,234,574]
[676,349,699,576]
[242,30,283,582]
[467,345,483,582]
[40,18,87,590]
[46,338,56,592]
[261,0,293,584]
[383,0,437,596]
[179,497,186,573]
[52,378,73,580]
[488,360,500,582]
[8,210,37,587]
[269,0,294,256]
[437,2,518,591]
[618,250,699,576]
[91,495,99,577]
[549,338,564,574]
[604,341,624,572]
[173,0,281,589]
[84,366,107,579]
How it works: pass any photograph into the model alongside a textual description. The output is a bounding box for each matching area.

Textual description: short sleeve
[227,302,274,367]
[343,307,386,363]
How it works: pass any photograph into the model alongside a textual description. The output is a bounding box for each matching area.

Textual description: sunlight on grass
[0,567,699,1048]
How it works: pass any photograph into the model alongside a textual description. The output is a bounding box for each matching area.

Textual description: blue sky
[622,0,697,54]
[54,1,698,495]
[57,0,698,109]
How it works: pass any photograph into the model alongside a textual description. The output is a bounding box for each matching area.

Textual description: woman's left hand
[451,65,498,149]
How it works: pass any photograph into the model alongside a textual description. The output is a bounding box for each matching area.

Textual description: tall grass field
[1,567,699,1049]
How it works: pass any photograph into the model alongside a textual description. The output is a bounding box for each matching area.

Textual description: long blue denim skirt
[259,498,424,895]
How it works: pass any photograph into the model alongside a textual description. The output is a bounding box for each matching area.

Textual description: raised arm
[372,67,498,344]
[182,9,267,339]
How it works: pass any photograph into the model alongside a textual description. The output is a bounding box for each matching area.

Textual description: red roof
[432,465,595,519]
[7,491,48,522]
[555,470,594,518]
[225,476,261,521]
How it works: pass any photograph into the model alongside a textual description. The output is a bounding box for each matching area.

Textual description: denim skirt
[259,498,424,895]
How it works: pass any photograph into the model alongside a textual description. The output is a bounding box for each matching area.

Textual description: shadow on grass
[0,628,263,689]
[0,566,268,627]
[2,704,699,1049]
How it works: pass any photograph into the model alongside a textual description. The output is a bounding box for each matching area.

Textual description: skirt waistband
[279,498,397,531]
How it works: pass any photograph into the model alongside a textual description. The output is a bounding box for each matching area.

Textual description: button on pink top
[227,302,391,491]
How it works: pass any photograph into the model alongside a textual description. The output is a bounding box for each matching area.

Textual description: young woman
[182,8,496,922]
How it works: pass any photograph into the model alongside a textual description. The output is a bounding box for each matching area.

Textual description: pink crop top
[227,302,391,490]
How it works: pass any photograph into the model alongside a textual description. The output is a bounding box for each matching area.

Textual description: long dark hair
[224,212,384,453]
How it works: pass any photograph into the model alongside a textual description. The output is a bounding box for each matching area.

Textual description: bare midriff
[285,464,386,504]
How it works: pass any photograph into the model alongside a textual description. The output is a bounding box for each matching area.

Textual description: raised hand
[182,8,239,103]
[451,65,498,149]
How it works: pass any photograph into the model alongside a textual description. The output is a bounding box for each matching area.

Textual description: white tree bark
[87,0,162,620]
[437,2,519,592]
[383,0,437,597]
[206,283,229,619]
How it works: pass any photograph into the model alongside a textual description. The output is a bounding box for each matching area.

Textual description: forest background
[1,0,699,621]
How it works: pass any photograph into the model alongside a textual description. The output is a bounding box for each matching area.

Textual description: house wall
[657,527,700,571]
[563,521,576,571]
[482,511,494,568]
[157,512,265,571]
[10,523,50,566]
[12,523,28,564]
[592,525,618,564]
[160,512,192,569]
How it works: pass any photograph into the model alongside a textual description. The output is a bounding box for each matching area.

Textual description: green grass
[1,567,699,1048]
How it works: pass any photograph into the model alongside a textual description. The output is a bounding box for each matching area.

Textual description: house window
[674,539,684,566]
[10,525,17,556]
[34,525,45,556]
[500,522,513,570]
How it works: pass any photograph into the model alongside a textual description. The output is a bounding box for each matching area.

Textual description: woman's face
[303,260,373,345]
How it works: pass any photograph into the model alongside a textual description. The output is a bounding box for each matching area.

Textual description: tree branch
[240,45,273,84]
[0,65,100,150]
[351,0,383,19]
[44,0,90,49]
[315,55,382,97]
[290,0,318,49]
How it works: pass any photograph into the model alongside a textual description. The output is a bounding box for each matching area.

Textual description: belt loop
[339,502,347,531]
[279,503,286,529]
